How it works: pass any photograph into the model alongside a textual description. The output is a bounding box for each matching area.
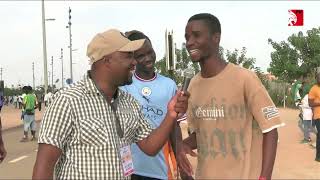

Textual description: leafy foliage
[268,27,320,82]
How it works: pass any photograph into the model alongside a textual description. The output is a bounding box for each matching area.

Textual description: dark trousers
[315,120,320,158]
[131,174,161,180]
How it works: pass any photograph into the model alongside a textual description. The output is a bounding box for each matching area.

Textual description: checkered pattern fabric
[38,72,153,179]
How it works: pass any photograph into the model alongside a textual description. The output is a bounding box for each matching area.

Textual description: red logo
[288,10,304,26]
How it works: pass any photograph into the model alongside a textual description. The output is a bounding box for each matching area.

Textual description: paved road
[0,123,40,179]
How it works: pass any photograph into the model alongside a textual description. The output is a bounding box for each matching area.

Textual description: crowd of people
[0,12,319,180]
[0,92,53,111]
[294,71,320,162]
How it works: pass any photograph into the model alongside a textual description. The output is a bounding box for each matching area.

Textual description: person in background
[0,95,4,113]
[0,115,7,163]
[308,71,320,162]
[299,88,313,143]
[20,86,38,142]
[36,93,43,111]
[122,30,179,180]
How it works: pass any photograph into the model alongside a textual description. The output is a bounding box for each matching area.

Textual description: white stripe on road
[9,156,28,163]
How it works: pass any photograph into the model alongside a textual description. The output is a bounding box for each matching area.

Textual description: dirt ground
[1,104,44,130]
[179,108,320,179]
[1,105,320,179]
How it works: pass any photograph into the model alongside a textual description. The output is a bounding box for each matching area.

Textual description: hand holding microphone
[181,68,194,93]
[167,68,194,119]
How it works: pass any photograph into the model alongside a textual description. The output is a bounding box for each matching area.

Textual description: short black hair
[25,86,32,93]
[188,13,221,34]
[126,30,151,42]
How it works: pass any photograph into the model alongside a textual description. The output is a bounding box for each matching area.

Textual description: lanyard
[90,76,124,138]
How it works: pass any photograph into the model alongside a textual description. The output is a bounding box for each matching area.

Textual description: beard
[119,72,133,86]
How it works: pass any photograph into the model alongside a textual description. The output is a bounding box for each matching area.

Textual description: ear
[212,33,221,44]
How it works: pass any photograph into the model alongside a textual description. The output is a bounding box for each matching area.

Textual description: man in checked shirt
[32,29,189,179]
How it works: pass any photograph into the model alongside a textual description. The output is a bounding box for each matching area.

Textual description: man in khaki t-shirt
[176,13,284,180]
[187,63,284,179]
[308,72,320,162]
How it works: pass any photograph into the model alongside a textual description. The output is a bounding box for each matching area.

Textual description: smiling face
[134,40,156,74]
[108,51,137,86]
[185,20,220,63]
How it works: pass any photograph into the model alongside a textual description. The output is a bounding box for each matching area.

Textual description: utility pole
[165,30,176,79]
[51,56,53,90]
[48,71,50,90]
[0,67,3,81]
[32,62,35,90]
[41,0,48,94]
[67,7,73,83]
[60,48,64,88]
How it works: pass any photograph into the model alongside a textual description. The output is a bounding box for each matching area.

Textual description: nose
[186,37,194,50]
[145,54,154,63]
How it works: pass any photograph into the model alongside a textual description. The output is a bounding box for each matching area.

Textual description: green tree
[225,47,256,70]
[268,27,320,82]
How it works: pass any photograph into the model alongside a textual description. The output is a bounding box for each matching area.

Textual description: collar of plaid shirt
[83,71,124,138]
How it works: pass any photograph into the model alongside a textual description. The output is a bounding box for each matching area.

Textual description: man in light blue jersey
[121,30,181,180]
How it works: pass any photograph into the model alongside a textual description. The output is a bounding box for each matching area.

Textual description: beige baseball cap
[87,29,145,64]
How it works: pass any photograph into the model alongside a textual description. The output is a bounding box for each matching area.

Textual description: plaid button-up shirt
[38,72,153,179]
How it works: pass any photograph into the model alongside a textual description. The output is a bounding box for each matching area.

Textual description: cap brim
[118,39,145,52]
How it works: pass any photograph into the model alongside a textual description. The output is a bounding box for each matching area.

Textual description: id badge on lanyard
[119,145,134,177]
[108,92,133,176]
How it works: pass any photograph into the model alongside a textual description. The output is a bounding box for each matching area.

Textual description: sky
[0,1,319,89]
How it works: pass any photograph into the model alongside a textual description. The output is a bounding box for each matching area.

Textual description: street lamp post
[0,67,3,81]
[41,0,48,94]
[48,71,51,90]
[60,48,64,88]
[66,7,73,83]
[51,56,53,90]
[32,62,35,90]
[41,0,55,94]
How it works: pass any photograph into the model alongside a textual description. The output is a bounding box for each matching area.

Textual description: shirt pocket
[121,113,138,143]
[79,117,110,147]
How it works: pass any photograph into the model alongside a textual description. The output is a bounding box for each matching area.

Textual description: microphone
[176,68,194,121]
[181,68,194,93]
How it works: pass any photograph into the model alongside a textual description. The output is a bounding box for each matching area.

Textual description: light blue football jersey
[120,73,177,179]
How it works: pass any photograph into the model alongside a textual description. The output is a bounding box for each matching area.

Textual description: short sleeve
[38,93,73,150]
[23,96,27,104]
[245,71,285,133]
[308,86,317,100]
